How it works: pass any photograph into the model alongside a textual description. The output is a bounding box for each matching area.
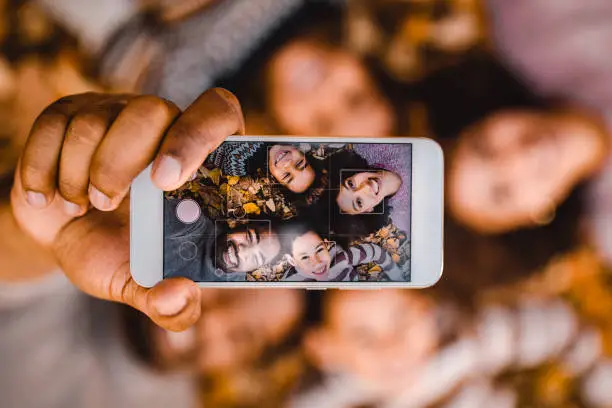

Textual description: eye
[282,172,291,181]
[300,255,310,261]
[345,178,355,190]
[316,246,325,254]
[295,159,306,171]
[356,198,363,209]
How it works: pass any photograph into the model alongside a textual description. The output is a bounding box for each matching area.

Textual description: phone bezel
[130,136,444,288]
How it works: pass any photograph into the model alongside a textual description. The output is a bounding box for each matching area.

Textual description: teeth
[228,245,237,266]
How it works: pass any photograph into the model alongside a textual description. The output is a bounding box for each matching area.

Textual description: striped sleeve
[346,243,394,271]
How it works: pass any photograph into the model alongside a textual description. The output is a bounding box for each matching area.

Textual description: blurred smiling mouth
[223,241,239,268]
[312,264,328,276]
[274,150,291,166]
[368,177,381,195]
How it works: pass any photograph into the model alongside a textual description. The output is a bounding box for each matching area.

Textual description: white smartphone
[131,136,444,288]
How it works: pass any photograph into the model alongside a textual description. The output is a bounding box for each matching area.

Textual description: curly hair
[323,149,393,239]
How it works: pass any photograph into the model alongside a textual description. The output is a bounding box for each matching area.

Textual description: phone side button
[305,287,327,291]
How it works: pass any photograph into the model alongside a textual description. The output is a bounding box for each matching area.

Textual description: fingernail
[155,293,188,317]
[63,199,83,216]
[153,155,182,189]
[26,191,47,208]
[89,185,112,210]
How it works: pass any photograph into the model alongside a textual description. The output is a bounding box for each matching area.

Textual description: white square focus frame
[131,136,444,289]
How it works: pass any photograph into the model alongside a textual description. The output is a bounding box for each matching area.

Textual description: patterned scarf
[205,141,265,176]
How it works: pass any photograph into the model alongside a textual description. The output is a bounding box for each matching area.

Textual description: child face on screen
[448,109,608,234]
[336,170,402,214]
[268,40,395,137]
[268,144,315,193]
[289,231,332,280]
[305,290,438,393]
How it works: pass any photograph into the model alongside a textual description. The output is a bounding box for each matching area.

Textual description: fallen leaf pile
[247,257,293,282]
[166,166,297,224]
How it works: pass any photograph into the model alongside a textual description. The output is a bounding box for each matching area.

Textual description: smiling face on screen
[267,144,315,193]
[288,231,332,280]
[336,170,401,214]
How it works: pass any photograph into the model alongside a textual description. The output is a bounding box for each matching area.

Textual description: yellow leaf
[208,168,221,185]
[219,183,228,195]
[227,176,240,186]
[392,254,401,263]
[369,265,382,273]
[243,202,261,215]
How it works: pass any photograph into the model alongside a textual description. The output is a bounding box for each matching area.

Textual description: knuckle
[32,110,68,136]
[58,177,87,199]
[211,87,240,108]
[66,113,107,145]
[90,163,124,195]
[167,118,214,154]
[129,95,179,123]
[21,161,51,189]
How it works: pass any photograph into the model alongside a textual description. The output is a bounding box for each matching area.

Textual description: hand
[11,88,245,331]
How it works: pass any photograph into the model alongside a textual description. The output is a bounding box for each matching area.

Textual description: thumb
[116,270,202,332]
[51,203,202,331]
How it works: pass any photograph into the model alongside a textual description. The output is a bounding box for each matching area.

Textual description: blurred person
[148,289,304,375]
[222,2,397,138]
[406,53,609,300]
[486,0,612,266]
[265,37,395,137]
[137,289,309,408]
[0,88,249,408]
[291,288,612,408]
[447,107,608,235]
[291,290,440,407]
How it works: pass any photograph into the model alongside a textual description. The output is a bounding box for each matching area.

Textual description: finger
[19,93,101,208]
[58,99,129,216]
[151,88,245,191]
[89,95,180,211]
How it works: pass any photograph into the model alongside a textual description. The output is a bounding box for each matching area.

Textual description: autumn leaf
[227,176,240,186]
[219,183,228,196]
[243,202,261,215]
[369,265,382,274]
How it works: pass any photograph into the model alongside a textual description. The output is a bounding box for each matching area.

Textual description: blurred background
[1,0,612,407]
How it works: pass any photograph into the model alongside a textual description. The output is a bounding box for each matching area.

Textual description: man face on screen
[215,224,281,274]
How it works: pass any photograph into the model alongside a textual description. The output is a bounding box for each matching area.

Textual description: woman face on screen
[335,169,402,214]
[448,109,608,233]
[267,144,315,193]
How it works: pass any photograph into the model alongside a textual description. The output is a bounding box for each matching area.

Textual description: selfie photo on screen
[163,141,412,283]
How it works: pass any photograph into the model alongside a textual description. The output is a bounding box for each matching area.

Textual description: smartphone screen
[163,141,412,283]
